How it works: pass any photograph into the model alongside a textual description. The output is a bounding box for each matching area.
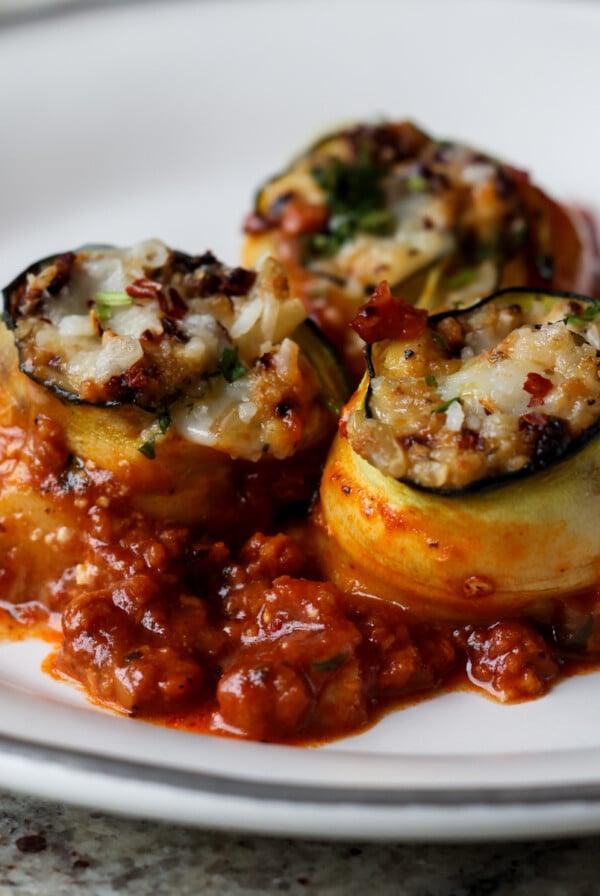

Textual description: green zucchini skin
[4,243,267,411]
[3,245,118,406]
[428,284,600,324]
[293,318,352,415]
[321,285,600,617]
[353,287,600,495]
[0,243,352,537]
[243,121,598,301]
[1,242,350,466]
[3,249,350,415]
[242,121,599,387]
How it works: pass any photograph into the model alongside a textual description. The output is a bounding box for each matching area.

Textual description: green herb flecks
[359,209,396,235]
[94,290,132,323]
[218,346,247,383]
[431,332,448,351]
[306,145,394,258]
[565,299,600,328]
[431,396,462,415]
[425,374,438,388]
[138,411,172,460]
[138,437,157,459]
[158,410,171,434]
[313,145,384,217]
[406,174,428,193]
[445,268,478,290]
[312,652,349,673]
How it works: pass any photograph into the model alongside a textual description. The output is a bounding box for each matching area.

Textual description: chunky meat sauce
[4,125,600,745]
[1,402,597,745]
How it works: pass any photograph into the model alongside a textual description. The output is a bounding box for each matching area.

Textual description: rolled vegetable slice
[349,285,600,491]
[319,286,600,618]
[242,121,598,380]
[1,241,348,537]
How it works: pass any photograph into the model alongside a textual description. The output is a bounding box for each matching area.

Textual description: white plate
[1,0,600,842]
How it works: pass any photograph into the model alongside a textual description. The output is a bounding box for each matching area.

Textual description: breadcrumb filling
[347,293,600,490]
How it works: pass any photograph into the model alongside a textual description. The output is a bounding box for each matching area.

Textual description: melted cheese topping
[346,294,600,490]
[6,242,335,462]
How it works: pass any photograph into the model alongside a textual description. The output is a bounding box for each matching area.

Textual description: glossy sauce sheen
[2,403,598,745]
[4,143,600,743]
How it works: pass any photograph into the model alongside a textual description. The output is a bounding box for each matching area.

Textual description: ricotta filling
[347,294,600,490]
[9,242,321,461]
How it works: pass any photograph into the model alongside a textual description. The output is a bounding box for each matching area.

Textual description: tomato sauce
[41,520,600,745]
[11,511,600,745]
[0,368,598,746]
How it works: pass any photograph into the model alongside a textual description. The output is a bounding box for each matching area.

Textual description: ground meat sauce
[0,400,596,746]
[51,522,600,743]
[3,226,600,745]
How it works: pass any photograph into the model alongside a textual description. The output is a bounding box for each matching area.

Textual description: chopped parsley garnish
[406,174,428,193]
[217,346,247,382]
[158,410,171,434]
[94,290,132,322]
[307,219,353,259]
[138,437,157,459]
[312,652,349,673]
[431,332,448,351]
[359,209,396,235]
[425,374,438,388]
[431,396,462,415]
[565,299,600,327]
[306,145,393,258]
[445,268,477,289]
[138,411,172,459]
[313,145,384,217]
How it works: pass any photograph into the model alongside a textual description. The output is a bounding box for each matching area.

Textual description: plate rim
[2,0,600,842]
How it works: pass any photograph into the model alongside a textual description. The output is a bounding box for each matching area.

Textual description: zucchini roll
[242,121,598,380]
[1,241,348,539]
[320,285,600,619]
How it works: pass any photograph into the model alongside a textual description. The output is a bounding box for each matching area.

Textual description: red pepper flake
[519,411,549,428]
[457,429,480,451]
[349,281,428,344]
[123,362,151,390]
[126,277,162,299]
[523,372,553,408]
[280,198,328,236]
